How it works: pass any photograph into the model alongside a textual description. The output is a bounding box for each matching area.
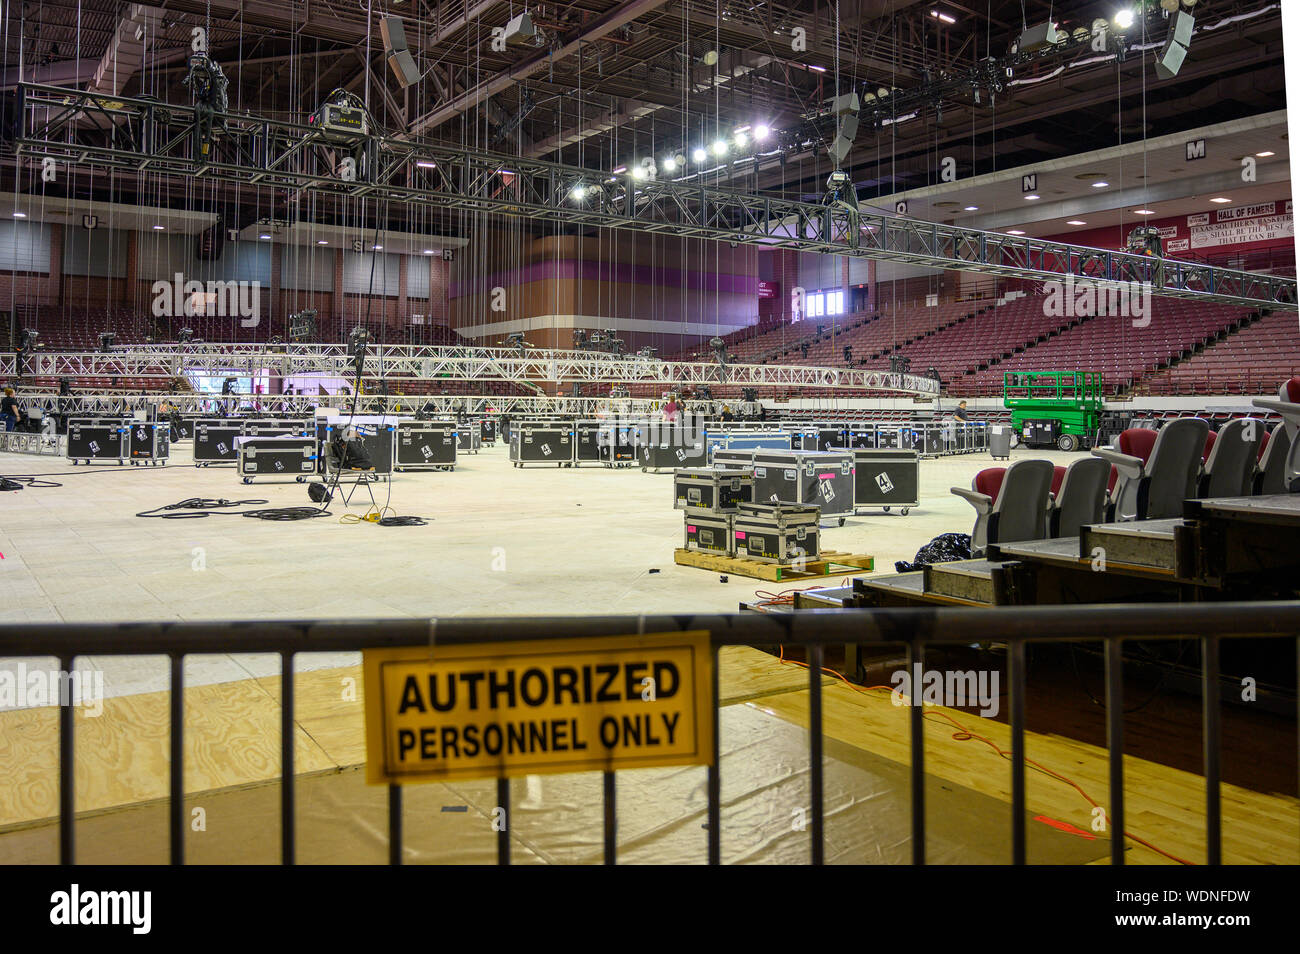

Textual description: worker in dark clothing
[954,400,970,422]
[1,387,19,432]
[720,406,735,422]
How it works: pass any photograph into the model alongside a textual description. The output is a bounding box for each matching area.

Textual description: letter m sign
[1021,174,1037,193]
[1186,139,1206,161]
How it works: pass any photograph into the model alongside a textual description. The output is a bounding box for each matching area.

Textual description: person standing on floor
[1,387,19,432]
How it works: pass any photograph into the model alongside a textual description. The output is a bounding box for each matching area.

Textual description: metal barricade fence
[1,601,1296,866]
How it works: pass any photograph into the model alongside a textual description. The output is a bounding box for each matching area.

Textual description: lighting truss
[0,343,943,397]
[9,83,1295,310]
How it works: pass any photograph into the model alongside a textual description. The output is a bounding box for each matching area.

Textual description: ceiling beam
[406,0,675,137]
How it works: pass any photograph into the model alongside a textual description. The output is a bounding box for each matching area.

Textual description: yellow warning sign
[363,632,714,784]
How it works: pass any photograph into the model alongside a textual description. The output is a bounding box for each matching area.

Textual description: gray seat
[1254,423,1293,495]
[951,458,1055,556]
[1252,376,1300,493]
[1198,418,1263,498]
[1050,457,1110,538]
[1093,417,1209,521]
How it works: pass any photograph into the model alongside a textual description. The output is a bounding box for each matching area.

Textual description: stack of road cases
[722,449,854,524]
[673,468,754,513]
[732,503,821,564]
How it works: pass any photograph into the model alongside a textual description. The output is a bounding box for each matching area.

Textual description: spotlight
[692,147,708,163]
[348,325,372,373]
[178,327,194,343]
[754,124,771,141]
[711,139,728,156]
[1114,9,1134,30]
[571,184,587,200]
[733,129,748,147]
[662,156,677,173]
[631,166,648,180]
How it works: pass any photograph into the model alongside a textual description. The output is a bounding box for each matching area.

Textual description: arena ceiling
[0,0,1289,232]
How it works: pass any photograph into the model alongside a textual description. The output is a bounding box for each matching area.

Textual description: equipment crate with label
[683,513,734,557]
[673,468,754,513]
[193,419,243,466]
[641,434,707,471]
[66,418,130,465]
[457,421,482,454]
[597,423,637,467]
[127,422,170,465]
[748,450,854,523]
[710,448,755,471]
[510,423,575,467]
[480,418,498,444]
[732,504,820,564]
[848,448,919,515]
[394,421,457,471]
[236,436,318,483]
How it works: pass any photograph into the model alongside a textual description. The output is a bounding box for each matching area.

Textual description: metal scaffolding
[10,82,1297,310]
[2,342,943,395]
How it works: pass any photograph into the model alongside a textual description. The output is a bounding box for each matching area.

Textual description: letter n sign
[1021,173,1037,193]
[1186,139,1206,161]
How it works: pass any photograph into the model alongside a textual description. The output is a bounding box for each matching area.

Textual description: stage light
[733,129,748,147]
[754,124,771,141]
[631,165,648,180]
[929,10,956,24]
[1114,9,1134,30]
[662,156,677,172]
[711,139,728,156]
[611,165,627,174]
[808,64,826,73]
[415,160,436,168]
[571,184,587,200]
[692,147,708,163]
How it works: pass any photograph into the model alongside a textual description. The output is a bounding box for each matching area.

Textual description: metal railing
[1,602,1297,865]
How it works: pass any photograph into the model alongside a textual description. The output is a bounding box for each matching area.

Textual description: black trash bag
[894,532,972,572]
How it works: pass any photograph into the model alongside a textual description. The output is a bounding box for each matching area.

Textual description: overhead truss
[8,82,1296,310]
[3,343,944,396]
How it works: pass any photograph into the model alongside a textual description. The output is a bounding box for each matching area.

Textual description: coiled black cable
[136,497,331,520]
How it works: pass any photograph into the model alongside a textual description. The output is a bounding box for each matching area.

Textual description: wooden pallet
[674,547,874,582]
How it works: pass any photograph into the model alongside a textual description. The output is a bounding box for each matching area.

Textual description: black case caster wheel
[902,508,910,516]
[883,506,890,512]
[838,517,846,526]
[242,477,252,484]
[296,476,305,483]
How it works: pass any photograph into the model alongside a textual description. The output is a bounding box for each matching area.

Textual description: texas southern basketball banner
[363,632,714,783]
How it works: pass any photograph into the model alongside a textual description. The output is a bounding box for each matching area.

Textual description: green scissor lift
[1003,371,1105,452]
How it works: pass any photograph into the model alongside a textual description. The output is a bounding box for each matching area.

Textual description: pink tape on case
[734,531,747,540]
[686,525,696,532]
[818,473,834,479]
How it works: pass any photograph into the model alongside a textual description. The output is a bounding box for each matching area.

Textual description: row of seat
[954,377,1300,555]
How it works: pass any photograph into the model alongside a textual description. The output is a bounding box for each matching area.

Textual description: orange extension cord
[752,586,1195,865]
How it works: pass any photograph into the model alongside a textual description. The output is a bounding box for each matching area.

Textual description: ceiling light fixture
[1209,197,1231,204]
[1256,151,1275,157]
[712,139,728,156]
[1007,229,1026,235]
[929,9,956,24]
[692,147,708,163]
[964,205,978,211]
[1091,181,1109,188]
[754,124,771,141]
[1133,209,1155,215]
[1024,194,1040,200]
[1067,220,1087,226]
[415,161,436,168]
